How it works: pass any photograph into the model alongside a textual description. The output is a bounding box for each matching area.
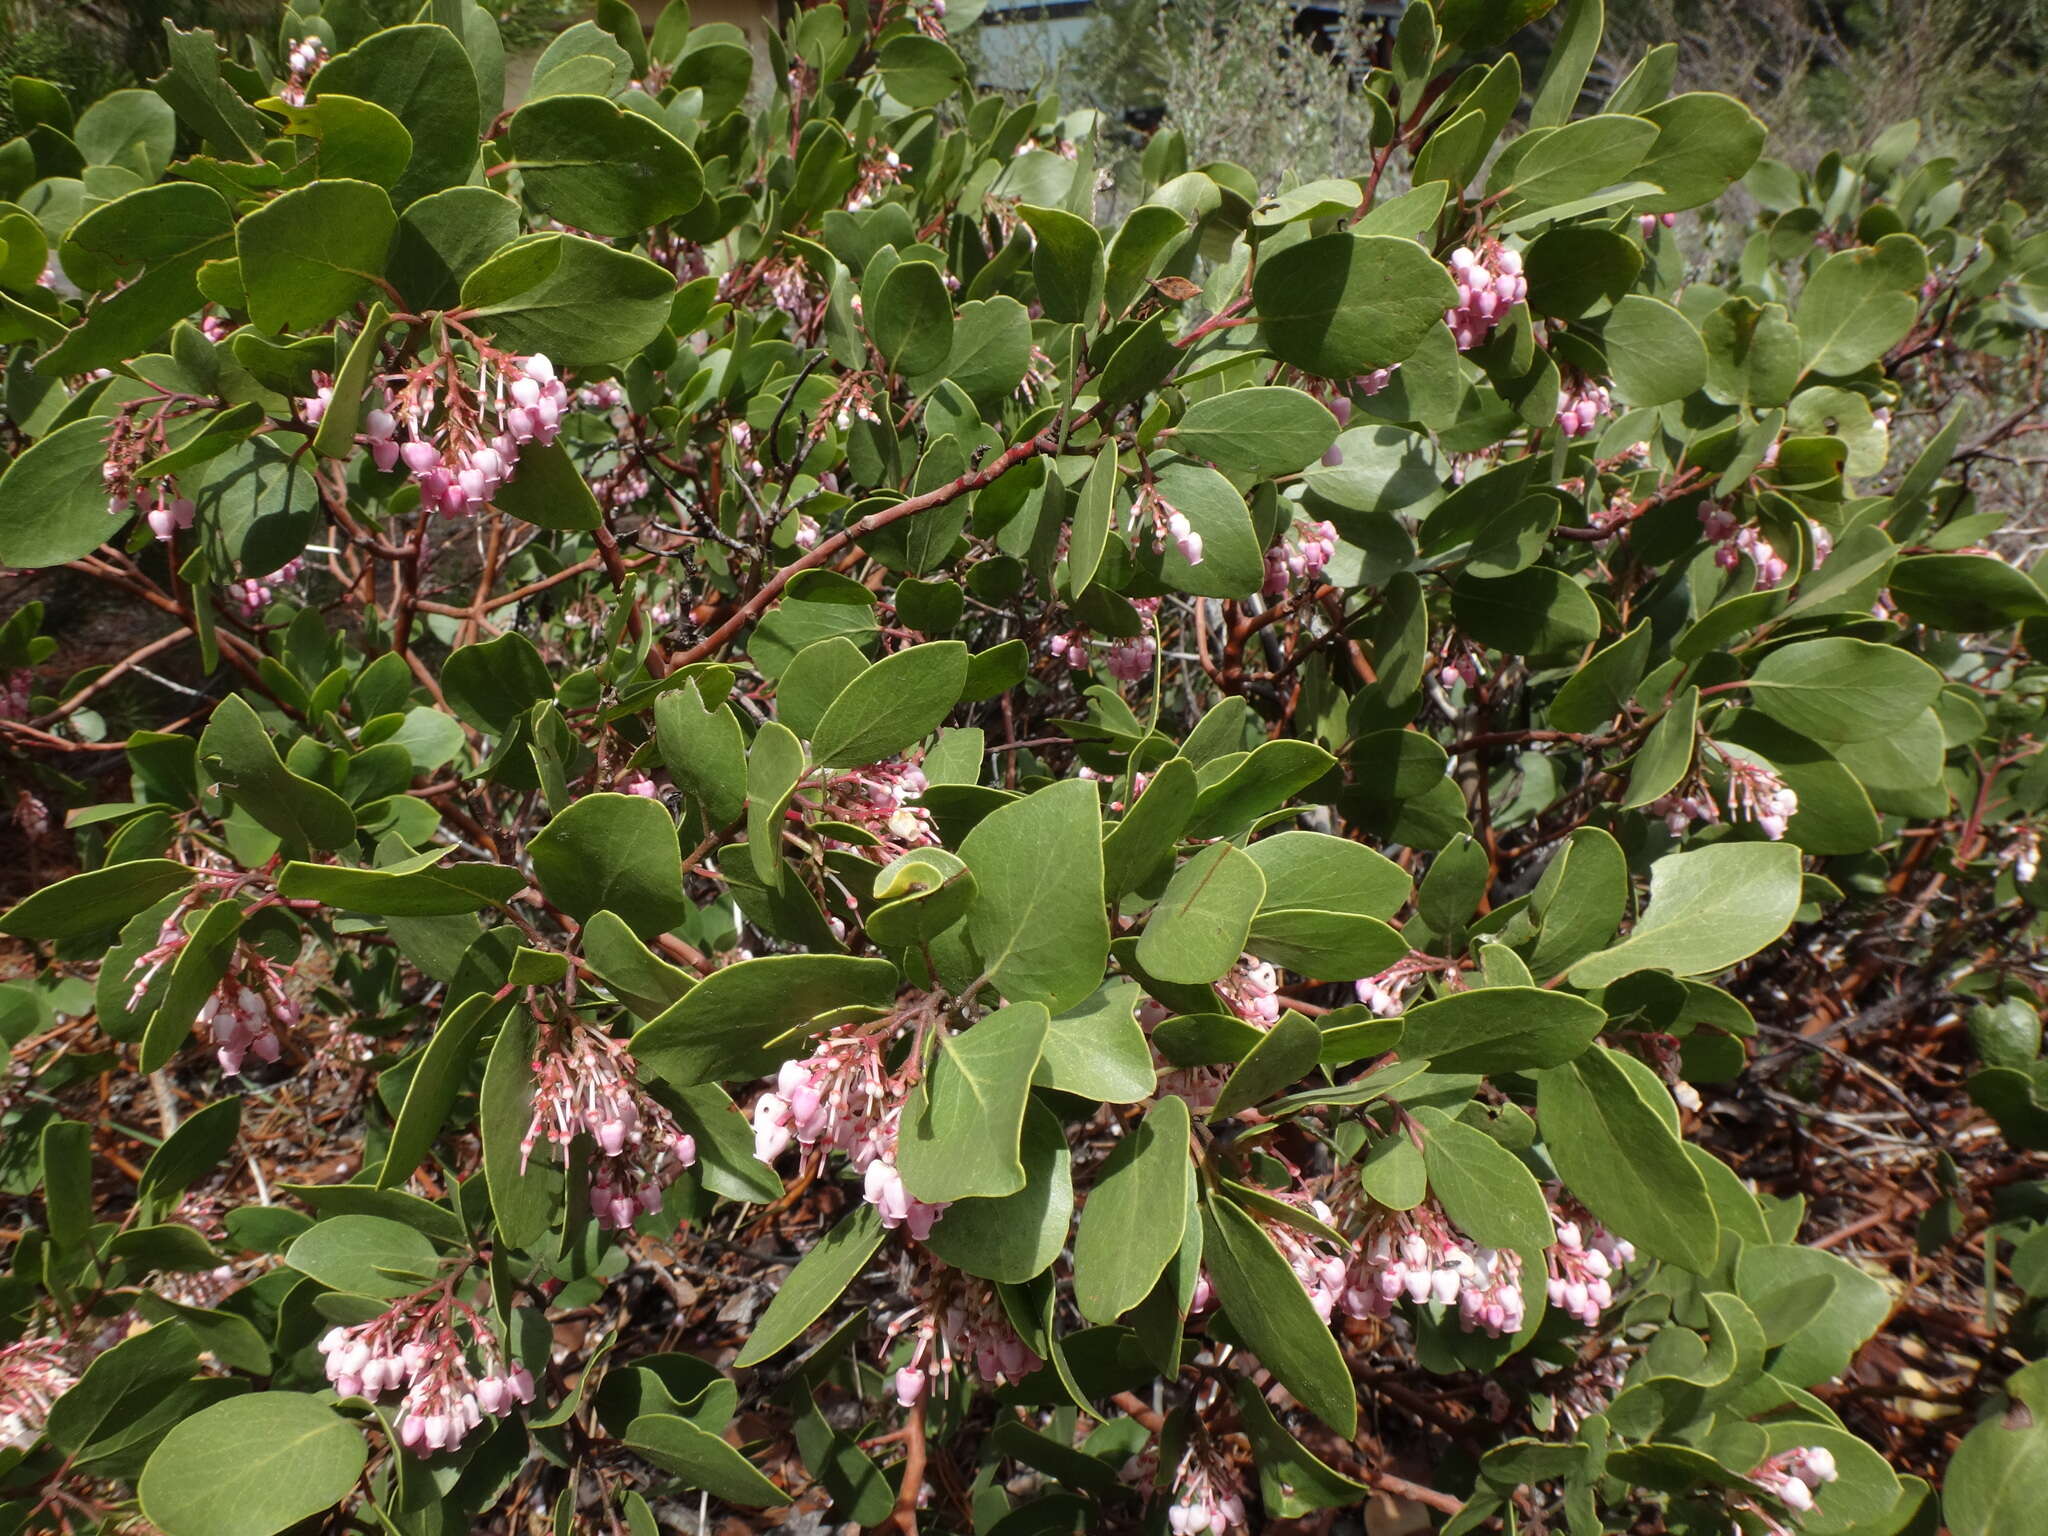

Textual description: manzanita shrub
[2,0,2047,1530]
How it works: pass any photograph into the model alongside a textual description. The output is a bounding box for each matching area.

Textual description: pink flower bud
[895,1366,926,1406]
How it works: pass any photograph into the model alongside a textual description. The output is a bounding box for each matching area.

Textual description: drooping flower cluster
[1342,1200,1527,1337]
[751,1030,947,1239]
[2004,829,2042,886]
[1639,210,1678,239]
[1545,1209,1635,1326]
[277,37,330,106]
[805,757,937,861]
[1650,743,1799,841]
[1555,379,1612,438]
[1259,1200,1350,1323]
[0,671,30,722]
[228,557,304,620]
[1050,596,1161,683]
[888,1269,1040,1406]
[1261,516,1337,595]
[1165,1441,1249,1536]
[377,351,569,518]
[1747,1445,1840,1521]
[1445,241,1526,350]
[1215,954,1281,1026]
[1700,503,1788,586]
[1353,964,1416,1017]
[319,1302,533,1455]
[1133,480,1204,566]
[1354,364,1397,396]
[846,146,907,211]
[521,1018,698,1231]
[0,1337,76,1452]
[127,906,299,1074]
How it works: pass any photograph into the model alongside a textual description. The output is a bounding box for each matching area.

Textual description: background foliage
[1,1,2046,1533]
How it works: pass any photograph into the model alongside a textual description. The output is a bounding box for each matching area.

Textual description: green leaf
[1888,554,2048,631]
[1415,1106,1555,1252]
[1603,294,1707,405]
[1524,225,1640,322]
[136,1097,241,1213]
[235,179,395,334]
[944,296,1032,408]
[871,258,954,375]
[1527,0,1603,130]
[925,1098,1074,1283]
[632,954,901,1086]
[1498,114,1657,219]
[277,849,522,916]
[0,414,121,568]
[734,1204,886,1366]
[1746,635,1944,743]
[198,694,357,857]
[1233,1377,1370,1517]
[509,93,702,237]
[1797,235,1925,376]
[1073,1095,1190,1322]
[656,679,747,824]
[1137,842,1267,986]
[1550,620,1650,732]
[809,641,967,768]
[442,631,553,732]
[462,232,677,365]
[309,23,480,206]
[1201,1194,1356,1435]
[1066,446,1117,600]
[1570,842,1804,988]
[1733,1242,1891,1386]
[1628,93,1767,213]
[1622,686,1698,809]
[876,32,968,108]
[1398,988,1605,1075]
[1169,386,1340,475]
[1016,203,1103,325]
[1211,1009,1322,1120]
[1527,827,1628,977]
[528,793,690,939]
[1537,1045,1719,1272]
[583,909,694,1019]
[958,779,1109,1014]
[45,1321,200,1459]
[625,1412,787,1505]
[389,185,521,309]
[492,436,604,531]
[75,88,176,179]
[746,719,805,887]
[0,857,189,940]
[1144,456,1267,600]
[1034,981,1156,1103]
[377,994,502,1189]
[481,1008,558,1250]
[137,1392,367,1536]
[285,1214,441,1298]
[40,1118,92,1250]
[1451,566,1601,659]
[898,1001,1050,1204]
[270,95,412,187]
[1253,233,1459,378]
[152,24,271,162]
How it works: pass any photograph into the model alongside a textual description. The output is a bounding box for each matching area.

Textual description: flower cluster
[319,1304,533,1455]
[1343,1200,1527,1337]
[2005,829,2042,885]
[0,1338,75,1452]
[1215,954,1281,1026]
[752,1032,947,1239]
[889,1271,1040,1406]
[1650,746,1798,841]
[1749,1445,1839,1519]
[277,37,329,106]
[1166,1442,1249,1536]
[1261,516,1337,595]
[1353,964,1416,1017]
[1133,481,1204,566]
[1354,364,1397,396]
[0,672,30,722]
[1700,503,1788,586]
[846,147,906,211]
[380,352,569,518]
[1639,210,1678,239]
[520,1019,698,1231]
[1545,1209,1635,1326]
[228,557,304,621]
[1445,241,1526,350]
[126,907,299,1074]
[1555,379,1612,438]
[1050,598,1161,683]
[1261,1200,1350,1323]
[806,757,937,860]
